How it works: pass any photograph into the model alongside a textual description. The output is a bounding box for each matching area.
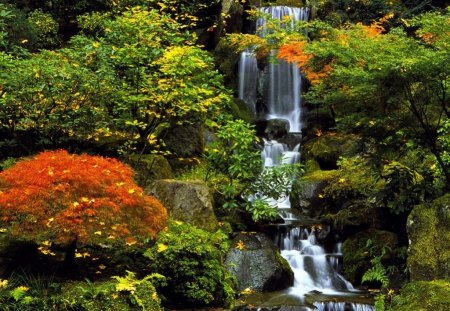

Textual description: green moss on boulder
[407,194,450,281]
[291,170,338,218]
[149,180,218,231]
[127,154,173,188]
[302,133,359,170]
[342,229,398,285]
[389,280,450,311]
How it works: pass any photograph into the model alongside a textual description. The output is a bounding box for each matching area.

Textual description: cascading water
[239,5,374,311]
[239,6,309,132]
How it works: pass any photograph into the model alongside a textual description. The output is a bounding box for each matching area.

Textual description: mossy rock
[214,38,240,89]
[162,124,204,157]
[291,170,338,218]
[149,179,218,231]
[388,280,450,311]
[230,98,253,122]
[302,133,359,170]
[342,229,398,285]
[407,194,450,281]
[127,154,173,188]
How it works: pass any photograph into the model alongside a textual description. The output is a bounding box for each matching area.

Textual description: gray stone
[225,232,294,292]
[163,124,204,157]
[149,180,218,231]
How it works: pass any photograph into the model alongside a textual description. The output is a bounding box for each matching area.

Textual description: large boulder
[127,154,173,188]
[302,133,359,170]
[342,229,398,285]
[225,232,294,292]
[389,280,450,311]
[163,124,204,157]
[149,180,218,231]
[407,194,450,281]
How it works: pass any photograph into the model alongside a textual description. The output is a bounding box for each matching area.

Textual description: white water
[278,227,354,298]
[238,6,310,132]
[238,50,259,116]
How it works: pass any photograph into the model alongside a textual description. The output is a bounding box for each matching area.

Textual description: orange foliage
[0,150,167,246]
[359,22,384,38]
[278,41,311,67]
[278,41,332,86]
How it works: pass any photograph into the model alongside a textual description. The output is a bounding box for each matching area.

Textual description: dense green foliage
[0,3,232,158]
[144,221,235,308]
[0,271,164,310]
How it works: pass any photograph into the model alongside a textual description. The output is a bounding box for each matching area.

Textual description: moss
[304,159,321,173]
[407,194,450,281]
[301,169,339,182]
[389,280,450,311]
[302,133,359,169]
[214,38,239,89]
[275,0,305,6]
[229,98,253,123]
[342,229,398,285]
[127,154,173,188]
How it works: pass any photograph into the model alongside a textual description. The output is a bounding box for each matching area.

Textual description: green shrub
[144,221,235,308]
[0,271,164,311]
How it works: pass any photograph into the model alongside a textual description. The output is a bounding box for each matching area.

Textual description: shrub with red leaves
[0,150,167,247]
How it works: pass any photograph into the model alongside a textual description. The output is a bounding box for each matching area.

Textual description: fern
[362,257,389,289]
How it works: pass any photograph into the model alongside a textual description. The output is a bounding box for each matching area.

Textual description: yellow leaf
[235,240,246,250]
[241,287,254,295]
[81,197,89,203]
[157,243,168,253]
[17,286,29,292]
[0,279,8,289]
[99,264,106,270]
[94,231,102,235]
[128,189,135,194]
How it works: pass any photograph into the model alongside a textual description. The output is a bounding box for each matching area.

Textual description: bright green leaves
[0,5,233,156]
[144,221,234,307]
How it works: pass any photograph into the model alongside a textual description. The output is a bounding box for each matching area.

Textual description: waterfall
[277,227,354,297]
[238,50,258,116]
[239,6,374,311]
[238,6,310,132]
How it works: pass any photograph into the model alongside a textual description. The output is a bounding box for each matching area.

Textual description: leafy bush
[144,221,235,308]
[0,271,164,310]
[0,150,167,250]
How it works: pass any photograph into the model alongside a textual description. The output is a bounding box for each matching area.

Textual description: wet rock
[149,180,218,231]
[225,232,294,292]
[407,194,450,281]
[265,119,290,140]
[342,229,398,285]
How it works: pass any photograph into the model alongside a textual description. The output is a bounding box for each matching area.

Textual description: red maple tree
[0,150,167,251]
